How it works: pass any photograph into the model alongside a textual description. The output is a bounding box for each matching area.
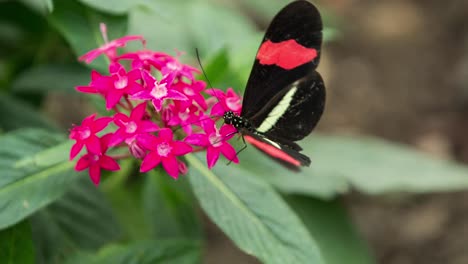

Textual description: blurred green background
[2,0,468,264]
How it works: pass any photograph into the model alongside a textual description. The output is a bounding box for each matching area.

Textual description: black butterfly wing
[249,71,325,142]
[241,0,323,119]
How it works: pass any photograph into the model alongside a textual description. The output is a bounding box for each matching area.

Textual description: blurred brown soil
[320,0,468,263]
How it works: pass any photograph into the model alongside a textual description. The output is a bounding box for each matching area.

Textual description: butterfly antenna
[195,48,221,104]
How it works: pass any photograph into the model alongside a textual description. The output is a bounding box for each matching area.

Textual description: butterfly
[222,0,325,167]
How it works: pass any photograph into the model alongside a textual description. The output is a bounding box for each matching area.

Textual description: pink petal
[206,147,220,169]
[100,133,114,151]
[184,134,209,146]
[220,124,237,138]
[82,113,97,126]
[139,121,159,133]
[75,155,91,171]
[140,151,161,172]
[162,156,179,179]
[151,98,163,112]
[109,62,123,74]
[158,128,173,141]
[127,68,142,80]
[201,119,216,134]
[167,90,188,101]
[92,117,112,132]
[106,90,124,110]
[86,135,102,154]
[172,141,192,156]
[79,50,101,64]
[127,82,144,95]
[90,70,102,81]
[76,85,98,94]
[131,102,147,120]
[220,143,239,163]
[89,164,101,186]
[141,70,156,88]
[108,131,124,147]
[70,142,84,160]
[210,103,226,117]
[113,112,129,126]
[205,88,226,99]
[138,134,158,150]
[99,155,120,171]
[130,90,151,101]
[193,94,208,110]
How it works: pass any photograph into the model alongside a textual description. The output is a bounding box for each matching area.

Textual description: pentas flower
[75,134,120,185]
[161,56,200,81]
[109,102,159,147]
[69,114,112,159]
[118,50,172,71]
[70,23,245,185]
[79,23,145,64]
[131,71,187,111]
[165,102,204,135]
[185,119,239,169]
[173,80,208,110]
[206,87,242,116]
[140,129,192,179]
[101,63,143,109]
[75,70,105,95]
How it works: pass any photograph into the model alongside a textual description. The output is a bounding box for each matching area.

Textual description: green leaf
[142,169,202,240]
[64,239,201,264]
[129,1,257,58]
[286,196,375,264]
[0,220,35,264]
[48,0,129,72]
[31,177,122,264]
[11,64,90,94]
[200,48,245,91]
[221,134,468,199]
[185,154,324,264]
[0,94,58,132]
[77,0,142,15]
[0,129,80,229]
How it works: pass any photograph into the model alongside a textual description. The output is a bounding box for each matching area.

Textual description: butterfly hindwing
[241,0,323,119]
[244,133,311,166]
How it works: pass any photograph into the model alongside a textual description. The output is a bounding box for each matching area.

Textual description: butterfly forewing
[249,71,325,142]
[241,0,323,119]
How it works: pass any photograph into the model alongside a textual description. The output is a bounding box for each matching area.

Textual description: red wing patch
[244,135,301,166]
[256,39,317,70]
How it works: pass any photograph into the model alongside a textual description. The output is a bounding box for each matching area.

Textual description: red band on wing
[256,39,317,70]
[245,135,301,166]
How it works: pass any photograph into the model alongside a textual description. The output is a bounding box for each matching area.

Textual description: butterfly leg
[227,135,247,165]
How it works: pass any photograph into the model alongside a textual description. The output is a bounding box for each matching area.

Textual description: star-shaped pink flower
[131,71,187,111]
[173,80,208,110]
[163,102,203,135]
[69,113,112,159]
[140,128,193,179]
[185,119,238,169]
[97,63,143,110]
[205,88,242,117]
[117,50,172,71]
[79,23,146,64]
[109,102,159,148]
[75,134,120,186]
[161,57,200,81]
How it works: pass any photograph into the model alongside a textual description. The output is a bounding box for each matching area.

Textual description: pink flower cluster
[69,24,242,185]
